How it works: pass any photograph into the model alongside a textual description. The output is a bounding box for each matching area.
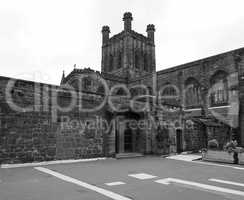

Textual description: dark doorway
[115,128,119,154]
[176,129,183,153]
[124,127,133,152]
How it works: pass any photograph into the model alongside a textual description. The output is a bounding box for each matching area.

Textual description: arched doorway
[124,125,133,152]
[115,111,143,154]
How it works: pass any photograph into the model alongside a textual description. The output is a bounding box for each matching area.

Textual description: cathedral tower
[101,12,156,79]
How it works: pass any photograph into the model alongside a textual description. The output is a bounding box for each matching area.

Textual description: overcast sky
[1,0,244,85]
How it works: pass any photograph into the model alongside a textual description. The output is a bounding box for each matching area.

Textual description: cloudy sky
[1,0,244,84]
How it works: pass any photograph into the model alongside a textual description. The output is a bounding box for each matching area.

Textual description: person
[233,140,239,164]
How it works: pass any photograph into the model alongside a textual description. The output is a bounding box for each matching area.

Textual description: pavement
[1,156,244,200]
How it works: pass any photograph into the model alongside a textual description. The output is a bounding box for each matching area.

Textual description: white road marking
[155,178,244,197]
[166,156,244,170]
[35,167,132,200]
[128,173,157,180]
[1,157,107,169]
[193,161,244,170]
[209,178,244,187]
[234,167,244,170]
[167,155,202,161]
[105,182,126,186]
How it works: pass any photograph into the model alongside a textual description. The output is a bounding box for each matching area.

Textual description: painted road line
[209,178,244,187]
[166,156,244,170]
[167,155,202,161]
[105,182,126,186]
[234,167,244,170]
[155,178,244,197]
[193,161,244,170]
[1,157,107,169]
[35,167,132,200]
[128,173,157,180]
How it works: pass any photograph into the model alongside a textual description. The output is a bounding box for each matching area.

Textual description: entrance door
[176,129,183,153]
[124,128,133,152]
[115,128,119,154]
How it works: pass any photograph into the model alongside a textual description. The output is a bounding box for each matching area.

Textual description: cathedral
[0,12,244,163]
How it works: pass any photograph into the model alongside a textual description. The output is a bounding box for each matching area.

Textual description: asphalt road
[1,156,244,200]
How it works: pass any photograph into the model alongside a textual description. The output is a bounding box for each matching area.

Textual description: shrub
[208,139,219,150]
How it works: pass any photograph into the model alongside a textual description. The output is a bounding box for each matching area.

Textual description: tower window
[135,53,140,69]
[109,55,113,71]
[118,52,122,69]
[143,54,148,71]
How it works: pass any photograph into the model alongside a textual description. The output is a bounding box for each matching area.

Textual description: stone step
[115,153,143,159]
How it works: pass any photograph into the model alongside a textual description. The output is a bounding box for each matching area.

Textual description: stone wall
[0,77,106,164]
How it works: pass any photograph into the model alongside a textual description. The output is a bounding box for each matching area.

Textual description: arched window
[210,71,228,106]
[135,52,140,69]
[108,55,113,71]
[184,78,201,108]
[117,52,122,69]
[116,88,127,96]
[143,53,148,72]
[162,85,177,96]
[83,77,92,90]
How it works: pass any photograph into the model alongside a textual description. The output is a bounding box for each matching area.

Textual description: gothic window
[83,77,92,90]
[116,88,127,96]
[210,71,228,106]
[118,52,122,69]
[135,52,140,69]
[108,54,113,71]
[184,78,201,108]
[143,53,148,72]
[162,85,177,96]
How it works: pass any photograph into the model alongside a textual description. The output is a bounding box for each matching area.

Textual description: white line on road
[105,182,126,186]
[1,157,107,169]
[128,173,157,180]
[193,161,244,170]
[35,167,132,200]
[209,178,244,187]
[234,167,244,170]
[167,155,202,161]
[155,178,244,197]
[166,156,244,170]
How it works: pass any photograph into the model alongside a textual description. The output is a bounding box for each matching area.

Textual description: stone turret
[102,26,110,45]
[123,12,133,31]
[146,24,155,43]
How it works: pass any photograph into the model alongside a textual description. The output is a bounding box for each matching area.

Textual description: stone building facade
[0,12,244,163]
